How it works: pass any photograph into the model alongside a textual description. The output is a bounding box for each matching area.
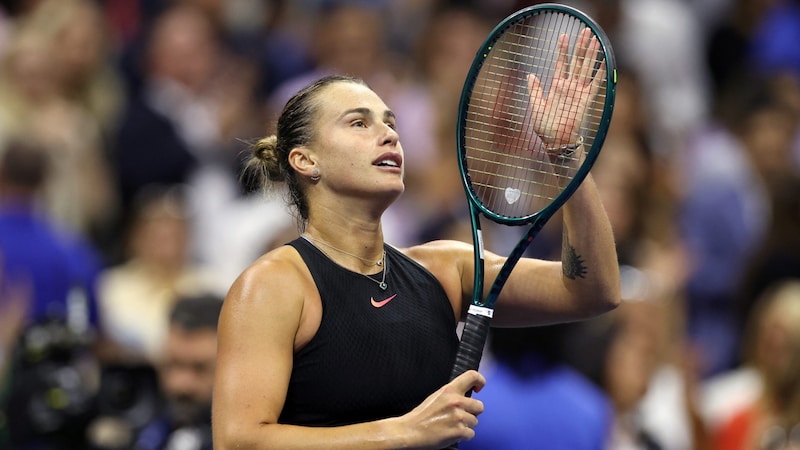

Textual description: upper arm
[406,240,609,327]
[483,253,572,325]
[402,240,564,324]
[213,254,307,443]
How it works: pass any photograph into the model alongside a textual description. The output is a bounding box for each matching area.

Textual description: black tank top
[279,237,458,426]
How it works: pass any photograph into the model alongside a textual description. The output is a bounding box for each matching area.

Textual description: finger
[554,33,570,79]
[450,370,486,395]
[526,73,543,111]
[570,28,590,77]
[578,36,600,84]
[463,397,484,416]
[457,408,481,443]
[463,411,480,430]
[580,29,600,83]
[586,35,603,81]
[590,60,607,100]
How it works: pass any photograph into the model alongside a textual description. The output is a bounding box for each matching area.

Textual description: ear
[288,147,318,178]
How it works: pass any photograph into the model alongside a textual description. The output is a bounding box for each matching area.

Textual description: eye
[352,119,367,128]
[385,121,397,130]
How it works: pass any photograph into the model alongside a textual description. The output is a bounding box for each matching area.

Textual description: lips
[372,152,402,169]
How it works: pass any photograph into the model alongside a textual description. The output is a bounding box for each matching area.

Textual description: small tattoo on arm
[562,225,587,280]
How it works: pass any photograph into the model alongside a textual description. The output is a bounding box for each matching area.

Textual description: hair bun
[251,135,283,181]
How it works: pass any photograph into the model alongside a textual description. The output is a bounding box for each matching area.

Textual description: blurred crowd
[0,0,798,448]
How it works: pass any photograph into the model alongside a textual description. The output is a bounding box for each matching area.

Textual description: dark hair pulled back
[244,75,367,223]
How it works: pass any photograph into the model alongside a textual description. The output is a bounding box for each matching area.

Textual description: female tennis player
[212,73,620,449]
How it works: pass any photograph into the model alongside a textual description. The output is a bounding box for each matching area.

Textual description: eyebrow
[340,107,396,122]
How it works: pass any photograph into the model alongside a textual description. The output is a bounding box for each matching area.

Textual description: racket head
[457,3,617,226]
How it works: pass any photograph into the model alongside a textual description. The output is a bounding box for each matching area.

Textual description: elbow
[213,417,281,450]
[603,271,623,312]
[585,290,620,319]
[588,276,622,316]
[601,289,622,313]
[569,285,619,321]
[211,422,237,450]
[598,260,623,313]
[212,419,259,450]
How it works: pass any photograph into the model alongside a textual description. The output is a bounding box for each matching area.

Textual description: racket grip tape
[449,311,491,381]
[441,312,491,450]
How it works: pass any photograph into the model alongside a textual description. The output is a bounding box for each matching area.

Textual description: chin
[387,184,405,200]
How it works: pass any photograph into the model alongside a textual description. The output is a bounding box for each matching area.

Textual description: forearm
[560,174,621,309]
[214,417,413,450]
[214,369,486,450]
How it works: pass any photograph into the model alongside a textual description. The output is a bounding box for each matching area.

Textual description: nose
[381,124,399,146]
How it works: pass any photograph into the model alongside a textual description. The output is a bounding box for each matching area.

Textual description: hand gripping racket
[450,3,617,388]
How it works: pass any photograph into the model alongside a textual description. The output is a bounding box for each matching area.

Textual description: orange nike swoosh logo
[371,294,398,308]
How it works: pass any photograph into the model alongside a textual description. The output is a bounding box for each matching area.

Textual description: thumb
[449,370,486,395]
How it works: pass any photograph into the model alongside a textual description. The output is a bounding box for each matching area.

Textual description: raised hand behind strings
[526,27,606,151]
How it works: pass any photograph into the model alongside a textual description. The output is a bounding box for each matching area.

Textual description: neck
[303,222,385,273]
[302,192,391,268]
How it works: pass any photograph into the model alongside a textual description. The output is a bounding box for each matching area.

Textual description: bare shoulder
[400,240,473,285]
[222,245,310,320]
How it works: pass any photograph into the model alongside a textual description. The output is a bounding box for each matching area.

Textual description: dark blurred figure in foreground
[90,294,222,450]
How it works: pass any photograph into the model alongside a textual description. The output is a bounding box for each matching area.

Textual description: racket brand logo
[504,187,521,204]
[370,294,397,308]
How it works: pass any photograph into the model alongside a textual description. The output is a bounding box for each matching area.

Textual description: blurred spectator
[96,184,226,365]
[591,68,685,271]
[0,5,120,243]
[0,139,103,450]
[563,266,707,450]
[583,62,705,448]
[230,0,314,100]
[709,279,800,450]
[598,0,712,157]
[705,0,769,102]
[110,2,272,275]
[136,294,221,450]
[735,173,800,309]
[109,2,211,208]
[89,293,223,450]
[461,324,613,450]
[0,138,101,337]
[706,0,800,102]
[26,0,126,141]
[678,73,800,377]
[266,1,402,118]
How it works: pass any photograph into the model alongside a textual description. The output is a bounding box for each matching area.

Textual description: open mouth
[373,153,402,168]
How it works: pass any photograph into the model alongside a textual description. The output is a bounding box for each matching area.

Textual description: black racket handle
[450,311,491,381]
[444,312,491,450]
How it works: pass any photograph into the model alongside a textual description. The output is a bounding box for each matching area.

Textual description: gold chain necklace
[301,234,383,266]
[301,235,388,290]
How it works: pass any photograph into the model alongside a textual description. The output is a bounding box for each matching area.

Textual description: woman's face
[307,82,406,203]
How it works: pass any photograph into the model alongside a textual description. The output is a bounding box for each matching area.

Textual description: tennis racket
[450,3,617,385]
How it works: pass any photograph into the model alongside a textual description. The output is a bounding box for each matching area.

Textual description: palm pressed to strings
[526,27,606,150]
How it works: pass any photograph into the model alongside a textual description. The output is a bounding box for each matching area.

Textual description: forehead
[315,81,389,119]
[165,328,217,355]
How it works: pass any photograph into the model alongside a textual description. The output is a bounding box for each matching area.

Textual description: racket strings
[463,10,607,219]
